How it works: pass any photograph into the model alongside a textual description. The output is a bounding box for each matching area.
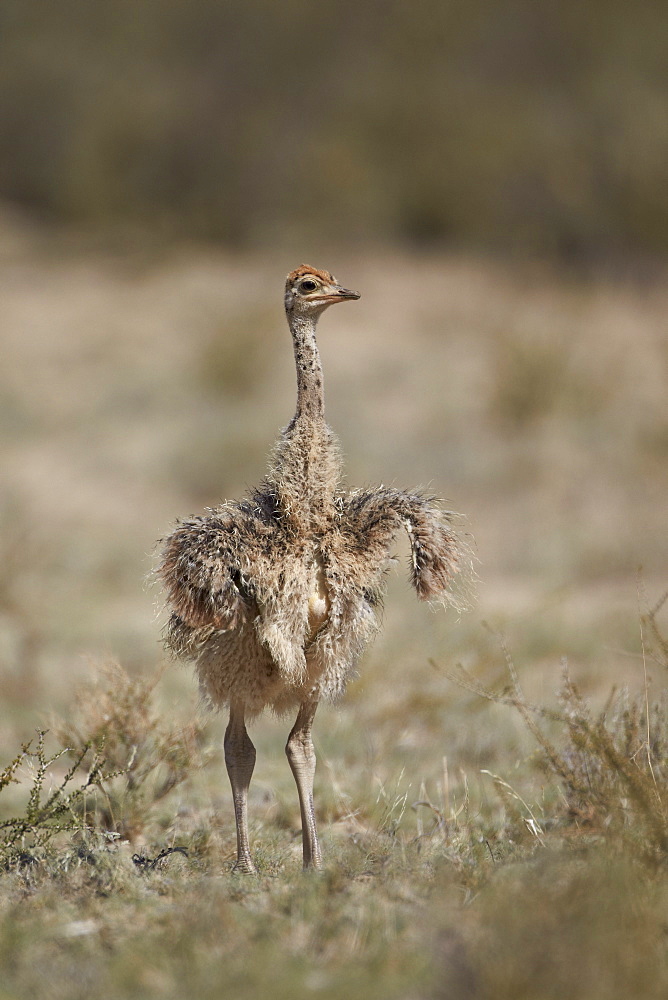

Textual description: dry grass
[1,615,666,1000]
[51,663,207,844]
[0,215,667,997]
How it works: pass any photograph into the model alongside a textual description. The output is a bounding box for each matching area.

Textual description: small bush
[52,662,207,842]
[0,730,119,866]
[437,596,668,863]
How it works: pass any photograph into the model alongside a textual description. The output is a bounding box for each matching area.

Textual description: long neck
[266,309,342,525]
[291,312,325,421]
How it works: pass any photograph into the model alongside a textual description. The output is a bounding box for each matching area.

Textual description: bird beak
[335,286,361,300]
[317,286,361,304]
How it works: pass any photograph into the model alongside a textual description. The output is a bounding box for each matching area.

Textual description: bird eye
[299,279,318,293]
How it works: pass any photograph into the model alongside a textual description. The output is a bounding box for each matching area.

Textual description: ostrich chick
[159,265,466,872]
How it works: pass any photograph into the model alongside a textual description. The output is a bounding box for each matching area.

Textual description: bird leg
[224,702,257,874]
[285,700,322,871]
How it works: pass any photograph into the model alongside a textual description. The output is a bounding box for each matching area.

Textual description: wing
[341,487,471,608]
[158,498,275,633]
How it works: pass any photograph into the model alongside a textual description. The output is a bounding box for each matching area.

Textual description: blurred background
[0,0,666,765]
[1,0,668,259]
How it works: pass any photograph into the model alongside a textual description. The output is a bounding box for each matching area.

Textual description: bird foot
[302,857,324,873]
[231,857,257,875]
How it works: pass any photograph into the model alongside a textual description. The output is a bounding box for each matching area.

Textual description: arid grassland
[0,215,667,998]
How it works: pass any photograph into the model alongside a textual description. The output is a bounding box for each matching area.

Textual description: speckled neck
[267,309,342,526]
[290,313,325,422]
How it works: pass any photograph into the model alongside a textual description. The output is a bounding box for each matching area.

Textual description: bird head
[284,265,360,318]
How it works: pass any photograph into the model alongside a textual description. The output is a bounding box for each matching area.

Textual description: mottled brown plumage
[158,265,469,872]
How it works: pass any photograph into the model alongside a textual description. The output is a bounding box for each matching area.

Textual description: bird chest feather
[307,551,331,640]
